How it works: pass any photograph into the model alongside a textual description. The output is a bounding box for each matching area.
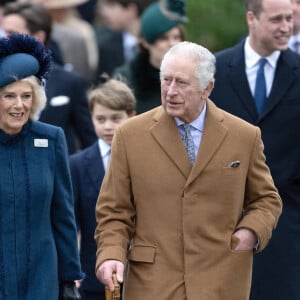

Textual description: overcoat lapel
[151,108,191,178]
[84,143,105,193]
[150,103,228,185]
[227,42,258,120]
[260,50,298,120]
[186,100,228,187]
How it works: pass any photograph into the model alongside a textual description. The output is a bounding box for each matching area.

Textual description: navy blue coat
[0,121,82,299]
[39,63,97,154]
[70,142,106,294]
[210,39,300,300]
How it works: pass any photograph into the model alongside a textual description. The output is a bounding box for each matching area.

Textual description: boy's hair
[88,78,136,115]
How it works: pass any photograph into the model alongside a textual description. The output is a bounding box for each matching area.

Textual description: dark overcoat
[210,39,300,300]
[39,63,96,154]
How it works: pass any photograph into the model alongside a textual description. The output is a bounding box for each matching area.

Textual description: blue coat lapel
[84,142,105,194]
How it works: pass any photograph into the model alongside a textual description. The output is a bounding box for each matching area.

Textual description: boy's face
[91,103,130,145]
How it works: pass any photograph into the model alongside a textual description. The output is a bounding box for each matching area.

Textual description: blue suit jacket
[70,142,105,293]
[210,39,300,300]
[39,63,97,154]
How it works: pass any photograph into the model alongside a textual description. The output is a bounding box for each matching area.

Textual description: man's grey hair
[160,41,216,92]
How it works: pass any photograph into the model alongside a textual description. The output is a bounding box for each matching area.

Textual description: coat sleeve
[236,127,282,251]
[94,127,136,271]
[51,127,83,280]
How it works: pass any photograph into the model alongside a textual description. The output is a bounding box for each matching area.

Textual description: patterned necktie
[254,58,267,114]
[181,124,196,164]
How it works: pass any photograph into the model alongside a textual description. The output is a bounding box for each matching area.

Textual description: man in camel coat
[94,41,282,300]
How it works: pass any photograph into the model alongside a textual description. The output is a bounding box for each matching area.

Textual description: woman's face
[0,81,33,135]
[143,26,183,69]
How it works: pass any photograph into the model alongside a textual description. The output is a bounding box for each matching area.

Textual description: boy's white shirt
[98,138,111,171]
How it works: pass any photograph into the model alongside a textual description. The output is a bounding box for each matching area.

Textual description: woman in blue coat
[0,34,83,299]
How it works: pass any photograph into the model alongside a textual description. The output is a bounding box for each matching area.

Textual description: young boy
[70,77,136,300]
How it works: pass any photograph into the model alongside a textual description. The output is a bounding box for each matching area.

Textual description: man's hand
[96,260,124,291]
[233,228,258,251]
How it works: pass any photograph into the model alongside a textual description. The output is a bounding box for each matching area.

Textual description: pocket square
[49,95,70,106]
[227,160,240,168]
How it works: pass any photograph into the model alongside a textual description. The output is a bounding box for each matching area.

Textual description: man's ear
[205,80,214,98]
[246,11,256,28]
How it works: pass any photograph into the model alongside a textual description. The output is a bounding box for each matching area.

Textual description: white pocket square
[49,96,70,106]
[227,160,240,168]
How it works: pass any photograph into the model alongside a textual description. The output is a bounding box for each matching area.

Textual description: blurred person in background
[95,0,154,79]
[0,0,16,37]
[77,0,99,24]
[35,0,99,84]
[2,1,97,154]
[289,0,300,53]
[113,0,187,114]
[28,0,94,83]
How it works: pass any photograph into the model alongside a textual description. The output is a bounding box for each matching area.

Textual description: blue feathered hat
[0,33,52,88]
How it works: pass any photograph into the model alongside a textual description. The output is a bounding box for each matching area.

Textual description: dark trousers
[80,290,106,300]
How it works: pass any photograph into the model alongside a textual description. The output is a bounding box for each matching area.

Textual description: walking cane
[105,273,120,300]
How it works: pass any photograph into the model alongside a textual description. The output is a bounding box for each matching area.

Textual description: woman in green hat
[114,0,187,114]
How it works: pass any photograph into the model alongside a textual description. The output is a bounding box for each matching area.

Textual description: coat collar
[83,142,105,192]
[150,101,228,186]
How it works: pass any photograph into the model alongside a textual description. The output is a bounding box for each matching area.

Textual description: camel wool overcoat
[95,100,282,300]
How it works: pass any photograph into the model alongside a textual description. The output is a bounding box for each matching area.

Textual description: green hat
[141,0,187,44]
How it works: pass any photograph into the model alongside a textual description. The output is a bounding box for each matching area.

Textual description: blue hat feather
[0,33,52,88]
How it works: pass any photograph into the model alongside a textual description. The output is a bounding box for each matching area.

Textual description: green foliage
[184,0,248,52]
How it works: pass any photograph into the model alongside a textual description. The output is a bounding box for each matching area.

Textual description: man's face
[1,14,29,36]
[247,0,293,56]
[160,55,213,123]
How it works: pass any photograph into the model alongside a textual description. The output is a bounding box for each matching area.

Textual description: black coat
[39,63,97,154]
[210,39,300,300]
[114,53,162,114]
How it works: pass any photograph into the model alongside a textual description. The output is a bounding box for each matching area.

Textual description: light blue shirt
[175,102,206,158]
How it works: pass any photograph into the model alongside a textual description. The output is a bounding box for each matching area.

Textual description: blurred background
[185,0,247,52]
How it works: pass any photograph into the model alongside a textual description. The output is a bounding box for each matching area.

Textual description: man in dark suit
[2,1,97,154]
[210,0,300,299]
